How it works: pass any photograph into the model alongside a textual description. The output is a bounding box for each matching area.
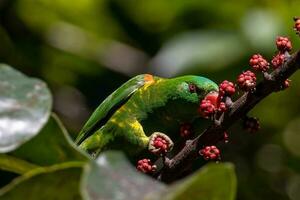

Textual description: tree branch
[160,50,300,182]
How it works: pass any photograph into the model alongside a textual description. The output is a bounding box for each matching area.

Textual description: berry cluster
[199,146,221,160]
[136,159,157,174]
[269,36,292,71]
[198,91,222,118]
[198,83,234,118]
[276,36,292,52]
[199,99,227,118]
[138,132,174,174]
[237,70,256,91]
[219,80,236,97]
[198,99,216,118]
[249,54,270,72]
[271,53,285,69]
[272,37,292,84]
[149,132,173,155]
[246,36,292,87]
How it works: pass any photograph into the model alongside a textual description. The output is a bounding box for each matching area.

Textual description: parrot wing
[75,74,154,144]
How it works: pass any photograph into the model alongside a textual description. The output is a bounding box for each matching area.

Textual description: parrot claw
[148,132,174,155]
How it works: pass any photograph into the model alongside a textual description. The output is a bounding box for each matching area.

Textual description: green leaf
[0,64,52,153]
[81,151,166,200]
[0,114,88,175]
[163,163,237,200]
[0,154,38,174]
[0,162,84,200]
[10,114,88,167]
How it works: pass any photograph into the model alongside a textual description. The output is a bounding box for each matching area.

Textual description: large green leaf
[10,114,88,167]
[163,163,237,200]
[81,151,166,200]
[0,162,84,200]
[0,114,88,175]
[0,64,52,153]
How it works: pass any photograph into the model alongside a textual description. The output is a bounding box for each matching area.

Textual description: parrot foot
[148,132,174,155]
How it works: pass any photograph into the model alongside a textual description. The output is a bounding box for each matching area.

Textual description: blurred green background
[0,0,300,199]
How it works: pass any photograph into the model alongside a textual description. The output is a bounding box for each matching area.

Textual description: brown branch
[159,50,300,183]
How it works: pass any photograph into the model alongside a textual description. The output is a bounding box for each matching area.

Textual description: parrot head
[169,75,219,105]
[147,75,219,122]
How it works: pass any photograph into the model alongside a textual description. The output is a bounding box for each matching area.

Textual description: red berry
[271,53,285,69]
[243,117,260,133]
[199,145,221,161]
[149,133,173,155]
[219,80,235,96]
[294,17,300,35]
[198,99,216,118]
[249,54,270,72]
[204,91,219,107]
[180,123,192,138]
[217,102,227,113]
[275,36,292,52]
[136,159,157,174]
[237,70,256,91]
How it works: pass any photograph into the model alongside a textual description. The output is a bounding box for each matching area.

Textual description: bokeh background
[1,0,300,199]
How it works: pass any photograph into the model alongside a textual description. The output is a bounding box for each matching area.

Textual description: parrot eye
[188,84,197,93]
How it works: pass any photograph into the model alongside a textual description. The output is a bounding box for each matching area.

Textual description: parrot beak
[203,91,219,107]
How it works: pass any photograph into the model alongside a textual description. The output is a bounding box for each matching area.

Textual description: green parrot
[76,74,218,157]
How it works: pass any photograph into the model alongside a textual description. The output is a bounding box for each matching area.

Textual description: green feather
[75,74,151,144]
